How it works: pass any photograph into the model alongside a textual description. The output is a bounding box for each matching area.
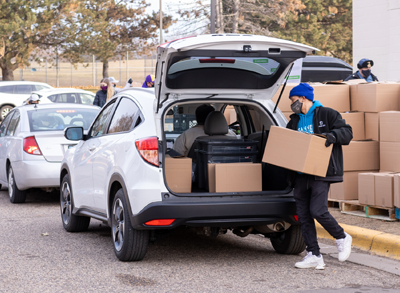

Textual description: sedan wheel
[8,165,26,203]
[111,188,150,261]
[1,105,13,120]
[60,174,90,232]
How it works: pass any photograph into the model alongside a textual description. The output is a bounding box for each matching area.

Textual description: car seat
[187,111,237,160]
[66,95,75,103]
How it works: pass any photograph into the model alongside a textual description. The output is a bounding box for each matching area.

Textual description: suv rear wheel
[112,188,150,261]
[60,174,90,232]
[270,225,306,255]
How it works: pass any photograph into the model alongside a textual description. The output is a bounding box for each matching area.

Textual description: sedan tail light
[135,137,159,166]
[23,136,42,155]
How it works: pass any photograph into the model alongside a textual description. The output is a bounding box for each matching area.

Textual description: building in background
[353,0,400,81]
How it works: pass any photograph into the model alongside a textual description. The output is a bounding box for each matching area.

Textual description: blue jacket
[93,90,107,107]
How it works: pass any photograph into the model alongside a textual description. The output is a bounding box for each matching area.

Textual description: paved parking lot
[1,188,400,293]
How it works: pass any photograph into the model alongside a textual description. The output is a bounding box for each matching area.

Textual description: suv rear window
[27,108,99,132]
[168,57,280,76]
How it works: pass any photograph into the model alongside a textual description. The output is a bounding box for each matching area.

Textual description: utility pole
[210,0,216,33]
[159,0,163,44]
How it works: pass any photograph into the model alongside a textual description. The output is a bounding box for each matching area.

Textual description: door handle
[89,146,96,151]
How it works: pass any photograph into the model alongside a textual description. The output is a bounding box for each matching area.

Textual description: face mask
[291,99,303,114]
[101,86,107,91]
[361,69,371,78]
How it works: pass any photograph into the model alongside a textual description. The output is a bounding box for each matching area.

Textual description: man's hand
[323,132,336,147]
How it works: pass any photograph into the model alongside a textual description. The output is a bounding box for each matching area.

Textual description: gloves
[323,132,336,147]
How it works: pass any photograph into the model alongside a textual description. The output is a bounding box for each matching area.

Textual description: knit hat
[357,58,374,69]
[289,83,314,101]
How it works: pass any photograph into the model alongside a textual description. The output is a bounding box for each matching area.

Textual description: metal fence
[18,54,157,88]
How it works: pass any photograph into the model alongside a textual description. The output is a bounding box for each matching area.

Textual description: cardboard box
[224,106,237,125]
[393,174,400,207]
[272,83,350,113]
[262,126,332,177]
[208,163,262,193]
[380,142,400,172]
[350,84,359,111]
[343,141,379,171]
[330,171,370,200]
[374,173,394,208]
[380,111,400,142]
[365,113,379,141]
[340,112,365,141]
[358,173,376,205]
[351,83,400,113]
[165,156,192,193]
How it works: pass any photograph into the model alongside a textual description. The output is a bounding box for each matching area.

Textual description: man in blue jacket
[345,58,378,82]
[287,83,353,270]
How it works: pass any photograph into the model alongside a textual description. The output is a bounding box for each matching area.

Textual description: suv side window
[108,98,140,134]
[6,110,20,136]
[0,85,14,94]
[90,101,116,138]
[0,112,14,137]
[15,85,33,94]
[48,94,57,102]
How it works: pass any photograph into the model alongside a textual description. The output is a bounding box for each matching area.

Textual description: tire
[270,225,306,255]
[111,188,150,261]
[1,105,13,120]
[60,174,90,232]
[8,165,26,203]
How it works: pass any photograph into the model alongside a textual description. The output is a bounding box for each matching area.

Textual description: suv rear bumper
[130,197,299,229]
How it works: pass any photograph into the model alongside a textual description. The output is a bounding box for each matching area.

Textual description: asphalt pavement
[1,188,400,293]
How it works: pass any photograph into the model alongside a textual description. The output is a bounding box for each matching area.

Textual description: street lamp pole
[159,0,163,45]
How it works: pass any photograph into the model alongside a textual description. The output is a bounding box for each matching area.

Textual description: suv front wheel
[270,225,306,255]
[112,189,150,261]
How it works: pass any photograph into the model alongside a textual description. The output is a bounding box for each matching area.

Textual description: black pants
[294,174,346,256]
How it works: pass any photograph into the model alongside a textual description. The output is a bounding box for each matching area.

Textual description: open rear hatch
[155,34,318,112]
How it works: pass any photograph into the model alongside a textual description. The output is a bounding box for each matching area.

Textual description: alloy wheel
[1,107,11,120]
[61,181,72,225]
[112,198,125,252]
[8,168,13,199]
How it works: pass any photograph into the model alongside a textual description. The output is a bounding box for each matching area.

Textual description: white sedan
[26,88,96,105]
[0,103,100,203]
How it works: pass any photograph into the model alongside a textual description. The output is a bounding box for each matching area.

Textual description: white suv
[60,34,317,261]
[0,81,53,120]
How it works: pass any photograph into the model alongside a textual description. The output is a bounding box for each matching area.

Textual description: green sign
[271,68,277,72]
[287,75,300,80]
[253,59,269,63]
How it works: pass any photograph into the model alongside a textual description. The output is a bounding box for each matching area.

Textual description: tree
[273,0,353,64]
[173,0,304,36]
[0,0,78,80]
[63,0,173,79]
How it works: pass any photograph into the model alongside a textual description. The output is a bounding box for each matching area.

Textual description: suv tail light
[145,219,175,226]
[23,136,42,155]
[135,137,159,166]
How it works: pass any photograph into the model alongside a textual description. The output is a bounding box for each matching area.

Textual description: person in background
[27,94,40,105]
[93,78,115,107]
[108,76,121,93]
[142,74,155,88]
[286,83,353,270]
[344,58,378,82]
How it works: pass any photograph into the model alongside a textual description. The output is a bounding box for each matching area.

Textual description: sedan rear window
[27,108,99,132]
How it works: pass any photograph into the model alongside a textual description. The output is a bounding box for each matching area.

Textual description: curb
[315,222,400,260]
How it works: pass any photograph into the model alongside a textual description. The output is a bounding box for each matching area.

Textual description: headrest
[204,111,228,135]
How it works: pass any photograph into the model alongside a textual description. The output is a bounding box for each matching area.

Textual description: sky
[145,0,210,41]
